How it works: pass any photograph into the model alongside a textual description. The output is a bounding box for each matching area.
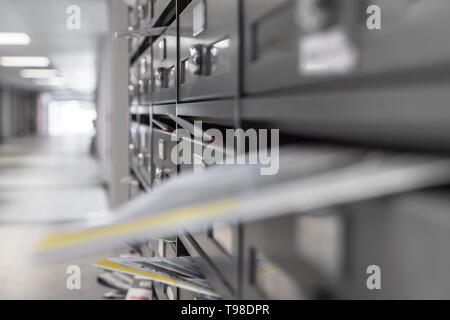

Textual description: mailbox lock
[155,67,169,88]
[189,44,207,76]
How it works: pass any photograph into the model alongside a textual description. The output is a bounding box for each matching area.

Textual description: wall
[0,87,37,142]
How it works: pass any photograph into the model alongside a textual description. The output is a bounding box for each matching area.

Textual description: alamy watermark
[366,265,381,290]
[366,5,382,30]
[66,265,81,290]
[66,5,81,30]
[170,121,280,176]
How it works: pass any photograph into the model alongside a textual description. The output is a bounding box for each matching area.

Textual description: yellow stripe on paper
[256,264,278,276]
[37,199,240,252]
[95,259,217,296]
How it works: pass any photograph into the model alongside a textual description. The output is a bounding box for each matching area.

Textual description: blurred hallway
[0,135,111,299]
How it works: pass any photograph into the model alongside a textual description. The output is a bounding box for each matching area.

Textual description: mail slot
[179,0,239,101]
[244,0,360,95]
[152,21,177,104]
[138,48,152,105]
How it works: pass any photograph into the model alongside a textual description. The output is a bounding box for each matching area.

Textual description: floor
[0,135,115,299]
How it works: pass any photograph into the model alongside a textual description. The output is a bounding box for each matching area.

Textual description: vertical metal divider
[150,35,155,189]
[127,32,133,199]
[175,0,181,299]
[235,0,244,300]
[149,103,154,188]
[136,60,143,193]
[176,0,180,171]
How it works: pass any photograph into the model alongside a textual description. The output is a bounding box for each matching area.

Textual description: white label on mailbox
[158,139,165,160]
[299,27,359,76]
[193,0,206,36]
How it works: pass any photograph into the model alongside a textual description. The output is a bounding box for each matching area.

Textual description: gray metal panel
[178,289,198,300]
[152,21,177,104]
[177,100,236,126]
[241,215,333,299]
[111,0,132,208]
[153,103,176,116]
[241,82,450,151]
[244,0,450,95]
[242,190,450,300]
[337,191,450,299]
[359,0,450,74]
[243,0,360,95]
[179,0,239,101]
[243,0,298,94]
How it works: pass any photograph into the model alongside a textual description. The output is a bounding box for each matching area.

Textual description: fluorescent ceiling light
[20,69,58,79]
[0,32,31,45]
[34,77,66,87]
[0,56,50,67]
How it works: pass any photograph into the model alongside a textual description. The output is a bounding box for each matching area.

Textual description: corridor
[0,135,112,299]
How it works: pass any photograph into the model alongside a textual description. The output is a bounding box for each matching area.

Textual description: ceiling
[0,0,109,95]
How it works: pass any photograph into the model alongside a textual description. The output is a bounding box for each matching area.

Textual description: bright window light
[20,69,58,79]
[0,56,50,67]
[48,100,97,136]
[34,77,66,87]
[0,32,31,45]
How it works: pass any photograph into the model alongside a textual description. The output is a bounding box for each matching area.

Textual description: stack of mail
[94,256,218,297]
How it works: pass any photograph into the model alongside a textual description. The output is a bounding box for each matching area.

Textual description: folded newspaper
[35,147,450,260]
[94,256,218,297]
